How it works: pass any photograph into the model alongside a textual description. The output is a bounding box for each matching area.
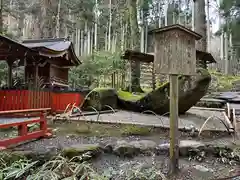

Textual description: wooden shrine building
[0,36,81,89]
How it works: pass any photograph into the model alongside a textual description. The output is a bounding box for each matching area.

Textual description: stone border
[10,140,240,165]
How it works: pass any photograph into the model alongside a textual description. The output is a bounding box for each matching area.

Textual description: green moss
[120,125,152,136]
[156,81,169,88]
[74,125,91,135]
[62,144,100,158]
[117,90,145,101]
[51,121,160,138]
[62,148,82,158]
[209,70,240,92]
[92,87,114,92]
[142,88,153,93]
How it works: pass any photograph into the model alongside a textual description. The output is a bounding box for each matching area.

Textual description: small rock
[194,165,213,172]
[156,140,205,157]
[12,147,58,163]
[180,140,205,156]
[113,140,139,157]
[62,143,101,159]
[129,140,157,152]
[103,143,113,153]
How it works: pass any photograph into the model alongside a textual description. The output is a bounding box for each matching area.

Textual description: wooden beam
[169,74,179,174]
[0,108,51,115]
[122,49,154,63]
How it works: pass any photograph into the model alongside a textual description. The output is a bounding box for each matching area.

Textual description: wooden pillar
[152,63,156,90]
[35,64,39,89]
[7,60,13,88]
[24,58,27,84]
[169,74,179,174]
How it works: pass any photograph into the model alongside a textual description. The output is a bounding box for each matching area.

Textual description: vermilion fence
[0,90,84,113]
[51,92,83,113]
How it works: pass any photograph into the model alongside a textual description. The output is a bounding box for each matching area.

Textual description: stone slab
[63,108,228,132]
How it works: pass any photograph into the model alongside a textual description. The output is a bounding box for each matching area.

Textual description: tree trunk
[56,0,61,38]
[206,0,210,52]
[84,21,88,55]
[87,26,91,54]
[224,32,229,74]
[158,1,162,28]
[105,23,108,51]
[140,10,145,52]
[128,0,142,92]
[40,0,57,38]
[120,17,125,50]
[108,0,112,51]
[94,0,98,51]
[194,0,207,52]
[18,1,25,40]
[0,0,3,33]
[80,30,84,55]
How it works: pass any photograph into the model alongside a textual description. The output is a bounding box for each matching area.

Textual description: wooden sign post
[150,24,202,174]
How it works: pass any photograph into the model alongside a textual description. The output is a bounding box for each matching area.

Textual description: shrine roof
[0,35,81,66]
[122,49,216,64]
[22,38,81,65]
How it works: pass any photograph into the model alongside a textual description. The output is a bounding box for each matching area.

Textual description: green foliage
[0,152,166,180]
[209,70,240,92]
[0,62,7,86]
[0,152,38,180]
[69,51,125,88]
[216,0,240,56]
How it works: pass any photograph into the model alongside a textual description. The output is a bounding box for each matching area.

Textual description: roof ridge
[22,37,68,44]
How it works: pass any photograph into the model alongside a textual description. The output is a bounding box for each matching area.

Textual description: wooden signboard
[151,24,202,76]
[149,24,202,175]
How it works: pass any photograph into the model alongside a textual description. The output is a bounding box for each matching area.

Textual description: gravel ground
[12,135,240,180]
[91,154,239,180]
[2,108,240,179]
[14,135,169,152]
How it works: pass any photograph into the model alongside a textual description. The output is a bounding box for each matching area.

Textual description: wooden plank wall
[0,90,84,113]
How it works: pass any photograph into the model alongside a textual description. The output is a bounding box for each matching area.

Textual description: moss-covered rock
[117,90,145,102]
[62,144,101,159]
[118,68,211,114]
[113,140,139,157]
[129,140,157,152]
[120,125,152,136]
[86,88,118,111]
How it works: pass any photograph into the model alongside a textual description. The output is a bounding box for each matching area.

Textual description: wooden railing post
[18,124,28,136]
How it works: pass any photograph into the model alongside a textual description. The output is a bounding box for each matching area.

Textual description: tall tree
[128,0,142,92]
[194,0,207,52]
[0,0,3,33]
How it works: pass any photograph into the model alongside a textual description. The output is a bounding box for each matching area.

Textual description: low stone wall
[10,139,240,164]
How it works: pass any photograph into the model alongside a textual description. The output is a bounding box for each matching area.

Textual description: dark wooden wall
[50,65,68,82]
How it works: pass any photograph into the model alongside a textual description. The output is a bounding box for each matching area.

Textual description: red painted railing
[0,90,84,113]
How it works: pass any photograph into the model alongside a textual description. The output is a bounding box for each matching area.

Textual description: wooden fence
[51,92,83,113]
[0,89,84,113]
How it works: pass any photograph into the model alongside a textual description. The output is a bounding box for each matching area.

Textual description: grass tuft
[120,125,152,136]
